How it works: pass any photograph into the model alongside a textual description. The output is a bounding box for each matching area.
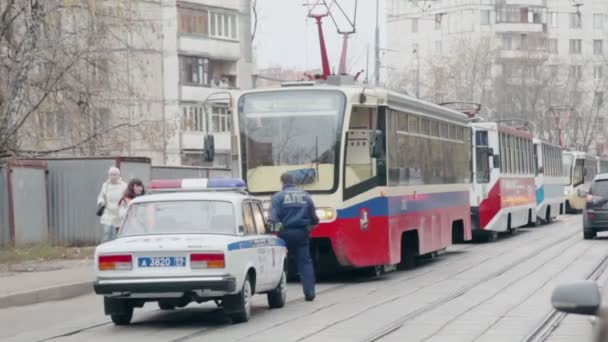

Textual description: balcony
[494,22,545,33]
[178,36,240,61]
[498,49,548,60]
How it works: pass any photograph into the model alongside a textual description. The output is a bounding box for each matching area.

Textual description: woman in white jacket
[97,167,127,242]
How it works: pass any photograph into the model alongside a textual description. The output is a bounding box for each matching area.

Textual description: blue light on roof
[207,178,246,188]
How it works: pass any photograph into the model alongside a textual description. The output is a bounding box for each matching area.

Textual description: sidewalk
[0,259,94,309]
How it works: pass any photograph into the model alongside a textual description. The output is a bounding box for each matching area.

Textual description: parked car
[580,174,608,239]
[93,178,288,325]
[552,280,608,342]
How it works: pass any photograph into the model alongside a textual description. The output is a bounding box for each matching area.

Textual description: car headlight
[315,207,336,222]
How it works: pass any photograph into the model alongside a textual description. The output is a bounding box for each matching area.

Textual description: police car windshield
[120,200,236,236]
[239,90,345,194]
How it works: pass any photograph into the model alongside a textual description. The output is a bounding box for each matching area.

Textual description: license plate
[138,256,186,268]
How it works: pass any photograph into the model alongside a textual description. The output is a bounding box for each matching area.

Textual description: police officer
[269,172,319,301]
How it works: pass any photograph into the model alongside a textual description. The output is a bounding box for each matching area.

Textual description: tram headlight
[315,207,336,222]
[564,188,571,196]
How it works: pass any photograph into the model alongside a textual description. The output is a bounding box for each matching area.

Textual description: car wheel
[104,297,133,326]
[584,230,596,240]
[158,301,175,311]
[267,268,287,309]
[224,275,252,323]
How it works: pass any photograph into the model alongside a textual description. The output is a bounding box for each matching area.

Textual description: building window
[412,18,418,33]
[210,12,237,39]
[594,40,604,55]
[570,13,582,28]
[569,39,582,54]
[212,105,231,133]
[181,103,206,132]
[40,112,66,138]
[550,65,559,77]
[569,65,583,80]
[548,39,558,54]
[480,10,491,25]
[594,14,604,29]
[177,6,209,35]
[179,55,210,86]
[595,92,605,107]
[502,34,513,50]
[549,12,559,28]
[594,66,603,81]
[435,14,441,30]
[496,7,520,23]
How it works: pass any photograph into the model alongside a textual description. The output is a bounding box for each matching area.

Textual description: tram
[469,121,537,241]
[232,76,472,275]
[598,158,608,174]
[563,151,598,213]
[532,139,564,224]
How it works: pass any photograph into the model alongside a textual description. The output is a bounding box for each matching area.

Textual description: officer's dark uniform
[270,181,319,301]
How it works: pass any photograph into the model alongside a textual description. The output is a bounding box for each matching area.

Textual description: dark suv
[583,174,608,239]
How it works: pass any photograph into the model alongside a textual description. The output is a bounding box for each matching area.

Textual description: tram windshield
[238,90,345,194]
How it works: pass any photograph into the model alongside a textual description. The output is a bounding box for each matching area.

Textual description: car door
[242,201,269,290]
[252,200,277,289]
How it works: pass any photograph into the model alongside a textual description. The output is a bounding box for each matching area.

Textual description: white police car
[93,178,288,325]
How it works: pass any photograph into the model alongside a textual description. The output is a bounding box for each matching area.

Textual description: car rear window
[120,200,236,236]
[590,180,608,197]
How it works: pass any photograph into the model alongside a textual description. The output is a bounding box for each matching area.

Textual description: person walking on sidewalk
[269,173,320,302]
[118,178,146,220]
[97,167,127,243]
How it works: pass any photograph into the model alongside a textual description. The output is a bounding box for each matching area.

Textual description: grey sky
[254,0,386,79]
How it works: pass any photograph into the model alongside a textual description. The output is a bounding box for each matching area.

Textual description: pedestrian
[118,178,146,220]
[269,173,319,302]
[97,167,127,243]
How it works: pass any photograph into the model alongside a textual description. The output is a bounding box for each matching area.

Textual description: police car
[93,178,288,325]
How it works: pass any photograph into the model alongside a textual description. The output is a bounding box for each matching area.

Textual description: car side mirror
[370,130,384,159]
[552,281,601,316]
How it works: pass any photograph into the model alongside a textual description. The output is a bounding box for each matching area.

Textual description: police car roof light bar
[148,178,247,193]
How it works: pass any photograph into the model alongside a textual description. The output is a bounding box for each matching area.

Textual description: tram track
[165,222,582,342]
[521,253,608,342]
[32,220,579,342]
[359,228,582,342]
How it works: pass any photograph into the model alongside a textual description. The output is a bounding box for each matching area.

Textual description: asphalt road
[1,214,606,342]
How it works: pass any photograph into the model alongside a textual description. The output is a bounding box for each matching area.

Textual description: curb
[0,281,93,309]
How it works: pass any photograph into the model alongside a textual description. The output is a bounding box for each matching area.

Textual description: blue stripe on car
[227,238,286,251]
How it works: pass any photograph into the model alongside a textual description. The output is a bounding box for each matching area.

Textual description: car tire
[224,275,253,323]
[105,297,133,326]
[267,268,287,309]
[158,301,175,311]
[584,230,596,240]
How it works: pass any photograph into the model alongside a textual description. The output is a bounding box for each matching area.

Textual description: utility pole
[374,0,380,86]
[366,44,369,84]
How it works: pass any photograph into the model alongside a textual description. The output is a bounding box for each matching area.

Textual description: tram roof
[239,81,470,124]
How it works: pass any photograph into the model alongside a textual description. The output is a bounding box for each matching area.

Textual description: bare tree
[0,0,165,162]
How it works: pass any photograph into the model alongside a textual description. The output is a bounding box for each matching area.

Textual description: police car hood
[96,234,235,254]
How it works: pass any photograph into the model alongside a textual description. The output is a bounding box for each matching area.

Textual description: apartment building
[385,0,608,152]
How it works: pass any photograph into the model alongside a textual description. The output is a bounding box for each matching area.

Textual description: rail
[521,254,608,342]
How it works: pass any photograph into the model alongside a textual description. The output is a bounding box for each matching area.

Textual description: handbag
[96,204,106,217]
[96,182,108,217]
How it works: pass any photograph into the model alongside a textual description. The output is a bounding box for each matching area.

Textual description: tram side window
[345,106,378,189]
[387,111,469,186]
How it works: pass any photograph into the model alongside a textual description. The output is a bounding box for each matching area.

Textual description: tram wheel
[487,231,498,242]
